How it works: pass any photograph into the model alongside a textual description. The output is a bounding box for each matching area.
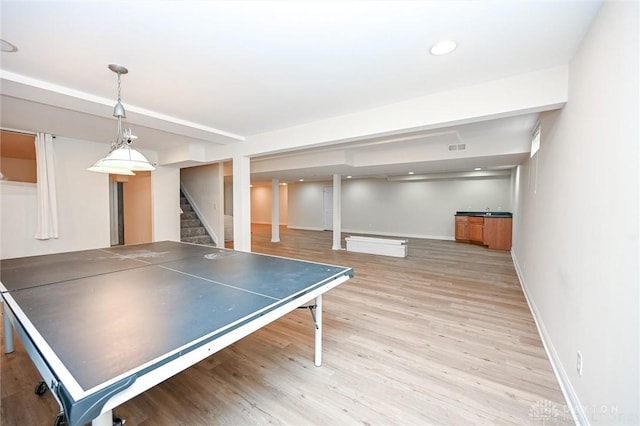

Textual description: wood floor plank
[1,225,572,425]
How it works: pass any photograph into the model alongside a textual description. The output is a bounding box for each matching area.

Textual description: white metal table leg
[314,294,323,366]
[92,409,112,426]
[3,301,14,353]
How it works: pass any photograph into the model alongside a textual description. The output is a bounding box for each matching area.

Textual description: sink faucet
[485,207,490,212]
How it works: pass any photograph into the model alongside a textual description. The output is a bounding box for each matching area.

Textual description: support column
[232,155,251,252]
[271,178,280,243]
[216,163,225,248]
[332,174,342,250]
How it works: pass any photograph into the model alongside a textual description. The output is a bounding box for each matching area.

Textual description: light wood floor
[1,225,572,425]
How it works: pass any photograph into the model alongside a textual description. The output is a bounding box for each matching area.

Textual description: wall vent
[448,143,466,151]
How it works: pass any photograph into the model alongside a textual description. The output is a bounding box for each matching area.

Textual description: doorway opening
[109,172,152,246]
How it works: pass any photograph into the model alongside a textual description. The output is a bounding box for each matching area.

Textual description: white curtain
[34,132,59,239]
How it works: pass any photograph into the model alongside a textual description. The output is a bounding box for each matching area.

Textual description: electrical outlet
[576,351,583,376]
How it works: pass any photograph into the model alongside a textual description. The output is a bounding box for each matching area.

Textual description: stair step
[181,219,202,227]
[179,190,215,245]
[181,227,207,238]
[181,235,215,245]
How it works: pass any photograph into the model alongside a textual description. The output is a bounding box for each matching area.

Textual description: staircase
[180,191,215,246]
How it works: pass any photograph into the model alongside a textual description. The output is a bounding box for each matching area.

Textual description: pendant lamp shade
[101,146,156,171]
[87,64,155,175]
[87,162,136,175]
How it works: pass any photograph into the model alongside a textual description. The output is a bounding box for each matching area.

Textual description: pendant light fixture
[88,64,155,175]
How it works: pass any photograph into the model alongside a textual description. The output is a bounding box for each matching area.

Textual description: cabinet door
[455,217,469,241]
[484,218,512,250]
[468,217,484,243]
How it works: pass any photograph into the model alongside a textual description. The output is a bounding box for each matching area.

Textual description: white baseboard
[252,221,287,226]
[286,225,325,231]
[511,251,588,426]
[284,226,454,241]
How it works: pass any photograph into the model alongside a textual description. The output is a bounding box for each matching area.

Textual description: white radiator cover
[345,236,408,258]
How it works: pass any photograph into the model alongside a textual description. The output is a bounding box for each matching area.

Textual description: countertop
[455,211,513,218]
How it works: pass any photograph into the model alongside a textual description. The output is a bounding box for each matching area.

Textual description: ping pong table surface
[0,241,353,426]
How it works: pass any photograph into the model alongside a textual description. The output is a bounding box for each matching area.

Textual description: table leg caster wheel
[53,412,68,426]
[113,414,126,425]
[35,381,48,396]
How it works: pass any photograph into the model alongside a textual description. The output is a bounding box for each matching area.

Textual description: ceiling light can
[430,40,457,56]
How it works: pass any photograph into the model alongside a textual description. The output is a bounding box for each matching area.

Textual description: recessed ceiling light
[430,40,457,56]
[299,179,304,182]
[408,171,415,175]
[474,167,482,171]
[346,175,352,179]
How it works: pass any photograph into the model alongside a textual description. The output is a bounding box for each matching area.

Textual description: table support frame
[1,275,349,426]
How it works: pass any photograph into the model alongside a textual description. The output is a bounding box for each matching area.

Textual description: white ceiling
[0,1,601,181]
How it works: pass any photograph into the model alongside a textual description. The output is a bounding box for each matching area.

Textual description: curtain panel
[34,132,59,239]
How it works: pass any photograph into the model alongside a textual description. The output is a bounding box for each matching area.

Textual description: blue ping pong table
[1,241,353,426]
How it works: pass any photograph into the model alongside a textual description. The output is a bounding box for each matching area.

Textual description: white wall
[0,136,180,259]
[287,177,511,239]
[251,184,288,225]
[287,182,327,230]
[0,136,110,259]
[152,165,180,242]
[180,164,224,244]
[224,180,233,216]
[512,2,639,425]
